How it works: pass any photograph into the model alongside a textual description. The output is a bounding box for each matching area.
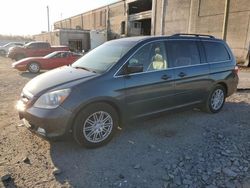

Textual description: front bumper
[18,102,73,139]
[12,63,27,71]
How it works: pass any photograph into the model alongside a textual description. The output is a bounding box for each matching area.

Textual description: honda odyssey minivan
[16,34,238,148]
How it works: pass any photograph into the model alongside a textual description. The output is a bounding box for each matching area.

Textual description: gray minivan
[16,34,238,148]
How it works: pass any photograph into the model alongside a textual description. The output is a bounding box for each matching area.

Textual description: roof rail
[171,33,215,39]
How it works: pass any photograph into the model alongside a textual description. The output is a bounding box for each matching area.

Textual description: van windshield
[72,40,134,74]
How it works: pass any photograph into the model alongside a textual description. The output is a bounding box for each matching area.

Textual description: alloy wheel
[83,111,113,143]
[210,89,224,111]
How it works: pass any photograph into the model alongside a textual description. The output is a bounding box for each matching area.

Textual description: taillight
[234,66,239,75]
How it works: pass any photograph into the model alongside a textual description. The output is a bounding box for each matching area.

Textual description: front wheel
[28,62,40,73]
[203,85,226,113]
[73,103,119,148]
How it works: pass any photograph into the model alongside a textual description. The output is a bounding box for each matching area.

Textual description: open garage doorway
[129,19,151,36]
[127,0,152,36]
[68,40,82,53]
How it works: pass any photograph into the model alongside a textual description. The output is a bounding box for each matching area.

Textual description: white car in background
[0,42,24,56]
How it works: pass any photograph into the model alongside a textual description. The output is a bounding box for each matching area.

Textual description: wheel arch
[216,82,228,96]
[70,99,123,131]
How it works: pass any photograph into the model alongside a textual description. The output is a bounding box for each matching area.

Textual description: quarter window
[167,40,200,67]
[203,41,230,62]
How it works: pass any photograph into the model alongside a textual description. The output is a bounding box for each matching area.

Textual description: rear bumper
[227,74,239,96]
[19,105,73,139]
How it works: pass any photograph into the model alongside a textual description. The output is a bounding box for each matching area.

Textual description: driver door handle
[161,74,171,80]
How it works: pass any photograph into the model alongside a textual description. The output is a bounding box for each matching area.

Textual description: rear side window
[203,41,230,62]
[167,40,200,67]
[39,43,50,48]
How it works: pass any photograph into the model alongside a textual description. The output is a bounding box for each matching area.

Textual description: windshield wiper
[74,66,96,73]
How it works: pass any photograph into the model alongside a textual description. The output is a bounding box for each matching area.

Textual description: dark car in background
[0,42,24,56]
[12,51,82,73]
[16,34,238,148]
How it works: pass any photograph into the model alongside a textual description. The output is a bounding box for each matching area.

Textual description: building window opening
[129,19,151,36]
[121,21,126,35]
[128,0,152,15]
[69,40,83,53]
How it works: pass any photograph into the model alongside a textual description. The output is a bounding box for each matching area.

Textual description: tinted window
[167,40,200,67]
[39,43,49,48]
[203,41,230,62]
[28,43,36,48]
[127,41,168,72]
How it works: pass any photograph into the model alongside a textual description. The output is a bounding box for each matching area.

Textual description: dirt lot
[0,56,250,188]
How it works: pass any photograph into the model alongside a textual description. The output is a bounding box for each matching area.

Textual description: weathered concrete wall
[160,0,190,35]
[108,1,126,39]
[59,30,90,50]
[33,30,90,50]
[33,32,60,45]
[187,0,250,61]
[54,1,125,40]
[46,0,250,61]
[54,8,107,31]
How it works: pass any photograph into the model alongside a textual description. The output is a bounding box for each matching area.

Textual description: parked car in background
[7,41,69,61]
[16,34,238,148]
[12,51,81,73]
[0,42,24,56]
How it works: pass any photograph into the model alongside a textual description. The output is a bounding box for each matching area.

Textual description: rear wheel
[28,62,40,73]
[73,103,119,148]
[203,85,226,113]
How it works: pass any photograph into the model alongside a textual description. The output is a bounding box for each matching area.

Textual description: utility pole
[47,6,50,32]
[222,0,230,40]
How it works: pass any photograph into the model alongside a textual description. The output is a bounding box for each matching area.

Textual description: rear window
[203,41,230,63]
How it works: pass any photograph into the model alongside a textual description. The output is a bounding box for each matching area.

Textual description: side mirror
[126,63,143,74]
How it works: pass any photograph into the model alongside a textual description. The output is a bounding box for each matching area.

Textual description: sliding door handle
[178,72,186,77]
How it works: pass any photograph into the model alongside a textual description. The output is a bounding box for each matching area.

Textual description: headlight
[33,89,71,109]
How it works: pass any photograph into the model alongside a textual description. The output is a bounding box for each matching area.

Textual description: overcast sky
[0,0,118,36]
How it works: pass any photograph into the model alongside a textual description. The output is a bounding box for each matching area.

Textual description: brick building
[34,0,250,61]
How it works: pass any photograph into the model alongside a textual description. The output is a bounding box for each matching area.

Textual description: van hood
[23,66,96,97]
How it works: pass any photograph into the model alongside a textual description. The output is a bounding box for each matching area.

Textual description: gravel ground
[0,57,250,188]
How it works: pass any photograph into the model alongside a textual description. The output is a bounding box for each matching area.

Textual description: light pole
[47,6,50,32]
[222,0,230,41]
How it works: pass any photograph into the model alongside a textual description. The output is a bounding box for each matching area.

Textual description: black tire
[27,62,40,73]
[73,103,119,148]
[203,85,226,113]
